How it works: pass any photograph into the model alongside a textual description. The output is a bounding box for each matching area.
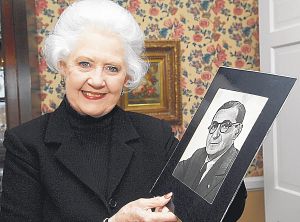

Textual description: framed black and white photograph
[173,89,268,204]
[150,67,296,222]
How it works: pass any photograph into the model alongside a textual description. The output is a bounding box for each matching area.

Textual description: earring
[60,77,65,87]
[120,89,124,96]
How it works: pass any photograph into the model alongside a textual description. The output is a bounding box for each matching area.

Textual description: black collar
[44,100,140,144]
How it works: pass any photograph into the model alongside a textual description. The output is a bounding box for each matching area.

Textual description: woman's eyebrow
[74,56,94,62]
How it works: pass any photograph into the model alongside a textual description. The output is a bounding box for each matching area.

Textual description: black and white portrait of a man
[173,88,268,204]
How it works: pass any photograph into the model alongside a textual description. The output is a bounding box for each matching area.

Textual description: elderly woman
[0,0,246,221]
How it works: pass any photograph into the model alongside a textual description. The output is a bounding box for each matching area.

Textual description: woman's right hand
[109,193,178,222]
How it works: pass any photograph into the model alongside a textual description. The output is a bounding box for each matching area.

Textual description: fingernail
[164,192,173,199]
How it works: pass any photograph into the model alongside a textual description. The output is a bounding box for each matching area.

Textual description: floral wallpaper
[35,0,262,177]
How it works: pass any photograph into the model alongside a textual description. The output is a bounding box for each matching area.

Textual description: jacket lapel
[44,103,139,205]
[106,108,140,198]
[184,148,207,187]
[54,134,108,205]
[200,146,238,198]
[214,146,238,176]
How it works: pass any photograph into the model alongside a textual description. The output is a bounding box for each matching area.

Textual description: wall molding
[245,176,264,191]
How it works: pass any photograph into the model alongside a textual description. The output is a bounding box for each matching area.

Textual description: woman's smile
[81,90,107,100]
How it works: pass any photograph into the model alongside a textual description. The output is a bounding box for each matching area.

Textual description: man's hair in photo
[216,100,246,123]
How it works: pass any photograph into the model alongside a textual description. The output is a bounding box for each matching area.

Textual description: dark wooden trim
[1,0,20,129]
[13,0,32,123]
[1,0,41,129]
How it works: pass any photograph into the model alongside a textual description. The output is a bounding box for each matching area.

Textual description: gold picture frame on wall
[120,40,182,124]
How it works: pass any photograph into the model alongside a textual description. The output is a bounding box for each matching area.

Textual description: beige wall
[238,190,265,222]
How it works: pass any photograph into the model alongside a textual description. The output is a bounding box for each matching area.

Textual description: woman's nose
[87,68,105,88]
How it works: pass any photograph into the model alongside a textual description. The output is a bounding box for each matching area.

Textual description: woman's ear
[58,61,67,76]
[123,75,130,86]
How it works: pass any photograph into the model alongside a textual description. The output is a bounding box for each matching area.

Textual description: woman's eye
[78,61,91,68]
[105,65,119,73]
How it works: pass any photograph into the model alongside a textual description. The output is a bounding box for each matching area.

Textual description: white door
[259,0,300,221]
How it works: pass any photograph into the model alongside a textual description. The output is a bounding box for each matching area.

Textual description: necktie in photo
[191,161,208,190]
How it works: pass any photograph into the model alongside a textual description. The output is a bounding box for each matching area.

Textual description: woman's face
[60,31,127,117]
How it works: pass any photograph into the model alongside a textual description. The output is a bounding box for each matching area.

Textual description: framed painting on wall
[119,40,182,124]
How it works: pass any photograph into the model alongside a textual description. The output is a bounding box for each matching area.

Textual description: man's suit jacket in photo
[173,145,238,203]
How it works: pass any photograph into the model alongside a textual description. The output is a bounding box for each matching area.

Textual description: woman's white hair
[43,0,148,89]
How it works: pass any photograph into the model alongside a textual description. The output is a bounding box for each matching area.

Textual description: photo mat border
[150,67,296,222]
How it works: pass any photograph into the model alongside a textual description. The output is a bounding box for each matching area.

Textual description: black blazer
[0,102,246,221]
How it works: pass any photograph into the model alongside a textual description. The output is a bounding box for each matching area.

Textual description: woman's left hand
[108,192,178,222]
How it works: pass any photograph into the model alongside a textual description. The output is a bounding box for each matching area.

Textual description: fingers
[155,206,170,213]
[136,192,173,209]
[111,193,177,222]
[162,206,170,213]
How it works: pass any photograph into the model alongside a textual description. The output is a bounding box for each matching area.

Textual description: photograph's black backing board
[150,67,296,222]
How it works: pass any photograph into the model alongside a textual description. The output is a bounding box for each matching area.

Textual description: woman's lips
[82,90,106,100]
